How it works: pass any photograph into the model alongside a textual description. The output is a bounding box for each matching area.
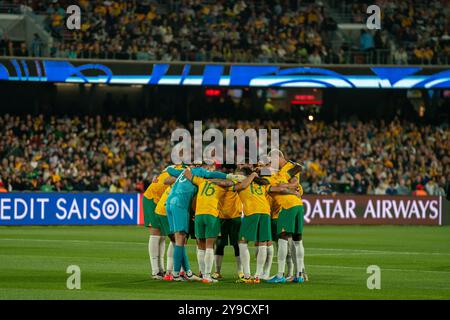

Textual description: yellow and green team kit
[153,186,171,235]
[236,182,272,242]
[191,176,226,239]
[267,194,281,241]
[218,189,243,246]
[266,161,304,235]
[144,162,303,240]
[143,165,183,228]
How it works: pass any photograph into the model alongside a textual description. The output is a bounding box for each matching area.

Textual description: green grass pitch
[0,225,449,300]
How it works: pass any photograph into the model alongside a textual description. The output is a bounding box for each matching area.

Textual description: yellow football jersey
[143,165,182,203]
[267,194,281,219]
[278,161,298,179]
[236,182,271,216]
[295,172,304,197]
[283,161,304,197]
[154,186,171,216]
[219,189,243,219]
[192,176,226,217]
[281,161,304,205]
[265,167,303,208]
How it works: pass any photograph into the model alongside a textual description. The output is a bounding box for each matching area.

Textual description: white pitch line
[1,238,450,275]
[305,264,450,275]
[1,238,450,257]
[306,252,382,256]
[0,238,142,246]
[307,247,450,256]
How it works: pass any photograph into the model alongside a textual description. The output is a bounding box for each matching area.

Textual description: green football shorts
[153,213,170,236]
[239,213,271,242]
[217,217,242,247]
[143,197,158,228]
[277,205,304,235]
[195,214,220,239]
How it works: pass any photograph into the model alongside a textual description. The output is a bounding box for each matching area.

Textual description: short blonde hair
[268,149,285,159]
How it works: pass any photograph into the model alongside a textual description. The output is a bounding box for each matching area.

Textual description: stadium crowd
[0,114,448,196]
[2,0,448,64]
[344,0,450,64]
[3,0,336,63]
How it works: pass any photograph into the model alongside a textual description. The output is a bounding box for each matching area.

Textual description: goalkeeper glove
[226,174,246,183]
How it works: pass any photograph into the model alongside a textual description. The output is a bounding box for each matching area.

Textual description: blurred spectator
[0,0,447,65]
[359,29,374,51]
[0,181,7,193]
[374,178,389,195]
[412,184,428,196]
[308,49,322,64]
[385,180,398,195]
[317,182,333,195]
[31,33,43,57]
[395,178,411,195]
[4,0,332,63]
[15,42,29,57]
[393,47,408,65]
[40,178,54,192]
[425,178,445,196]
[413,46,434,64]
[351,173,368,195]
[333,0,449,65]
[1,114,448,195]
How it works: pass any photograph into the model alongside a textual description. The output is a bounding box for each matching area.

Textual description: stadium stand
[0,114,448,195]
[0,0,448,64]
[331,0,450,65]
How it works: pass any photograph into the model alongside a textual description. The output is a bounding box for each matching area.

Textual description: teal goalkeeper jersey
[166,167,227,209]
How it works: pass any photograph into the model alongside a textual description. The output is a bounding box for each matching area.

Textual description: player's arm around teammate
[214,185,244,280]
[154,185,175,280]
[165,164,233,282]
[286,174,308,281]
[184,167,232,283]
[266,152,306,284]
[143,167,179,280]
[233,169,289,283]
[275,163,307,281]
